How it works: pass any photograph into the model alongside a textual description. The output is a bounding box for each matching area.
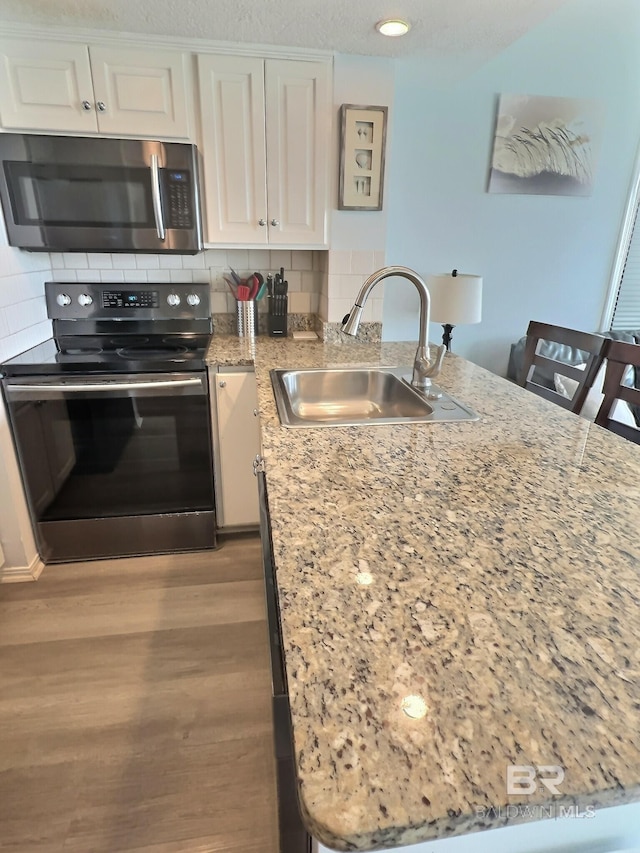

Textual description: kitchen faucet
[341,265,446,392]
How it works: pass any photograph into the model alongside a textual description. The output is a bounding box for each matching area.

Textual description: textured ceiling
[0,0,571,60]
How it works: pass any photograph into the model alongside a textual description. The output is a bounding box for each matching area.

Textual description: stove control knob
[167,293,181,307]
[77,293,93,307]
[186,293,200,307]
[56,293,72,307]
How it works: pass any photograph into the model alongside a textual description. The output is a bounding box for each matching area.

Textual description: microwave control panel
[165,171,193,229]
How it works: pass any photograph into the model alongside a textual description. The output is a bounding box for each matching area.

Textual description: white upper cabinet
[197,55,268,245]
[0,38,191,139]
[264,59,330,246]
[0,40,95,133]
[198,54,331,247]
[88,46,190,138]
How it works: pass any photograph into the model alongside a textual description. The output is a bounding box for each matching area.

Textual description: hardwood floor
[0,536,279,853]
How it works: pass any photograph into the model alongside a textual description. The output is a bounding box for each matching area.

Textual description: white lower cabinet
[210,366,260,528]
[315,801,640,853]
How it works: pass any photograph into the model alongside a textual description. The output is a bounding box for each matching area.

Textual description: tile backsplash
[0,244,385,356]
[0,242,51,362]
[49,249,325,318]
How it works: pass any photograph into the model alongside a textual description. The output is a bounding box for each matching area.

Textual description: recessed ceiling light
[375,19,411,37]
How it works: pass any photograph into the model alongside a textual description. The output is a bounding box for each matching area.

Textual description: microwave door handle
[150,154,166,241]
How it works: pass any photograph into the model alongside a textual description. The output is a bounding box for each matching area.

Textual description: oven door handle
[6,376,205,399]
[150,154,166,241]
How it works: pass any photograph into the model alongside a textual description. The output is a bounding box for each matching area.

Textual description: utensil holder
[236,300,257,338]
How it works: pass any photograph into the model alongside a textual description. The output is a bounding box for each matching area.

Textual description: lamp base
[441,323,455,351]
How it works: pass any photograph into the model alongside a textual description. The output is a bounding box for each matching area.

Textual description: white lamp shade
[427,273,483,325]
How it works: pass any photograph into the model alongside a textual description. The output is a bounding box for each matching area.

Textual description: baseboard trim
[0,554,44,583]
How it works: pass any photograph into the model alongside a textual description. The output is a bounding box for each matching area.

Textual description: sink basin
[270,367,479,428]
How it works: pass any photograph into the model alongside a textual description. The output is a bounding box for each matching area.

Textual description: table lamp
[427,269,483,351]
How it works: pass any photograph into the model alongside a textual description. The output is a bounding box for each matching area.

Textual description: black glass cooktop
[0,337,211,376]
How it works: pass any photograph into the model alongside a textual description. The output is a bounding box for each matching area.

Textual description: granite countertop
[207,335,640,851]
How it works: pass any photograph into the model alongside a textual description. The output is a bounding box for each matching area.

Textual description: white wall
[0,218,50,572]
[383,0,640,375]
[323,54,394,324]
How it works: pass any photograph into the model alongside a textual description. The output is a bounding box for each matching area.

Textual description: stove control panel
[45,281,211,321]
[102,290,160,309]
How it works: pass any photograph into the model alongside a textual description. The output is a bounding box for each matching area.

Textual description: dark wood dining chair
[594,338,640,444]
[519,321,606,414]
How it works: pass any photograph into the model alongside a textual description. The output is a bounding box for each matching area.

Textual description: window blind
[611,199,640,330]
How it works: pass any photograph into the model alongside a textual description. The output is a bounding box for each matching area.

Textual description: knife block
[267,294,288,337]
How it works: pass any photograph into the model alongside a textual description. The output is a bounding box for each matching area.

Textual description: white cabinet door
[265,59,330,246]
[213,369,261,528]
[0,39,96,132]
[198,55,268,244]
[0,40,191,139]
[89,46,191,138]
[198,54,331,247]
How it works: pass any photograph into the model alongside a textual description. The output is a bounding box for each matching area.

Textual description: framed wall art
[338,104,388,210]
[488,93,604,197]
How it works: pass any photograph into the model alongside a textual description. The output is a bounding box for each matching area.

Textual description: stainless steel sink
[270,367,479,428]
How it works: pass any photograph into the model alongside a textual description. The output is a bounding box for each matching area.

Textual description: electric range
[1,280,216,563]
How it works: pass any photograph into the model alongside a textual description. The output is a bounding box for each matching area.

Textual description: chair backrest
[519,321,606,414]
[594,338,640,444]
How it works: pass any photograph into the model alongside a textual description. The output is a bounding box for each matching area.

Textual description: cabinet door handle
[253,454,265,475]
[270,219,280,227]
[218,380,226,388]
[258,219,266,227]
[96,101,106,112]
[82,100,92,111]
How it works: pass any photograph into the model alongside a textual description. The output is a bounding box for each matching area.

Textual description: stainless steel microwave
[0,134,203,253]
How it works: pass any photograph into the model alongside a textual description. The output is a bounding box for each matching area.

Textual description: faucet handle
[426,344,447,378]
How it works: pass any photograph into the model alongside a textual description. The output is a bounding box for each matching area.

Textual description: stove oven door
[2,371,216,562]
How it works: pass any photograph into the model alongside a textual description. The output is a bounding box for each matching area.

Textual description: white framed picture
[338,104,388,210]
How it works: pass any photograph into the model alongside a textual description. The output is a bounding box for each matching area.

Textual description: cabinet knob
[96,101,106,112]
[218,380,226,388]
[253,408,259,416]
[270,219,280,227]
[81,100,92,111]
[258,219,266,227]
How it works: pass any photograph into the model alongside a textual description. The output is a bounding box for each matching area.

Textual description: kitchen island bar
[208,336,640,851]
